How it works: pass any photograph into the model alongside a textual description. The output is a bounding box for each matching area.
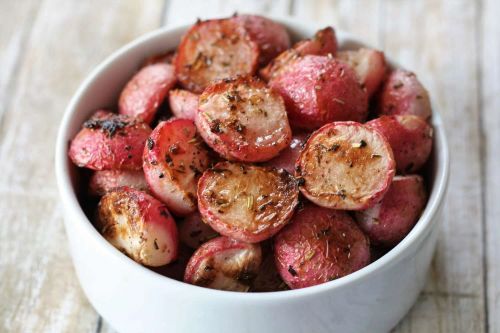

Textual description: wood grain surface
[0,1,496,332]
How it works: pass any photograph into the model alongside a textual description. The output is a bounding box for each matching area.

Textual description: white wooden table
[1,1,498,332]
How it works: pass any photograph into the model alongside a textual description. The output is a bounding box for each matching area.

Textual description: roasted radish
[377,69,432,120]
[168,89,199,120]
[269,55,368,130]
[184,236,262,292]
[355,175,427,246]
[366,115,433,173]
[118,63,176,124]
[175,18,259,93]
[274,204,370,289]
[89,169,148,196]
[296,121,395,210]
[196,76,292,162]
[265,132,309,173]
[179,212,219,249]
[198,162,299,243]
[143,118,212,216]
[336,48,387,97]
[69,110,151,171]
[97,187,178,267]
[260,27,337,81]
[231,14,291,66]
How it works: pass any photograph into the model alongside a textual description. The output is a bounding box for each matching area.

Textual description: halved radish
[89,169,148,196]
[377,69,432,120]
[336,48,387,97]
[198,162,299,243]
[365,115,433,173]
[296,121,395,210]
[355,175,427,246]
[274,204,370,289]
[143,118,212,216]
[196,76,292,162]
[260,27,337,81]
[269,55,368,130]
[178,212,219,249]
[175,18,259,93]
[118,63,176,124]
[97,187,178,267]
[184,236,262,292]
[69,110,151,171]
[265,132,309,173]
[231,14,291,66]
[168,89,199,120]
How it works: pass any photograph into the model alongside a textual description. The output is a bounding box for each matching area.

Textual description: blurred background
[0,0,498,332]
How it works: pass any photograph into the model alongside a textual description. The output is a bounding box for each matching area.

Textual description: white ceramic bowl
[55,16,449,333]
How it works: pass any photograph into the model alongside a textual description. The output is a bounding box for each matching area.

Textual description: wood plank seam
[0,1,42,130]
[476,0,490,331]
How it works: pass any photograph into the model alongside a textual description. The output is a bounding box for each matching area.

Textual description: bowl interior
[56,17,449,297]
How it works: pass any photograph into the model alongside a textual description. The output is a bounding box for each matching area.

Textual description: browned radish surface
[184,236,262,292]
[198,162,299,243]
[175,18,259,93]
[196,76,292,162]
[296,121,395,210]
[97,187,178,267]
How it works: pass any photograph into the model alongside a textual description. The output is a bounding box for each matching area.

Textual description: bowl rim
[55,16,450,301]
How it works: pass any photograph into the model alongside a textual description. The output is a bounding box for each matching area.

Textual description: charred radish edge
[97,187,178,267]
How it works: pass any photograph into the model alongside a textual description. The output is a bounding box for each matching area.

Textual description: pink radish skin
[143,118,212,216]
[69,110,151,171]
[118,63,177,124]
[274,204,370,289]
[366,115,433,173]
[265,132,309,173]
[260,27,337,82]
[355,175,427,247]
[231,14,291,67]
[269,55,368,130]
[336,48,387,97]
[377,69,432,120]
